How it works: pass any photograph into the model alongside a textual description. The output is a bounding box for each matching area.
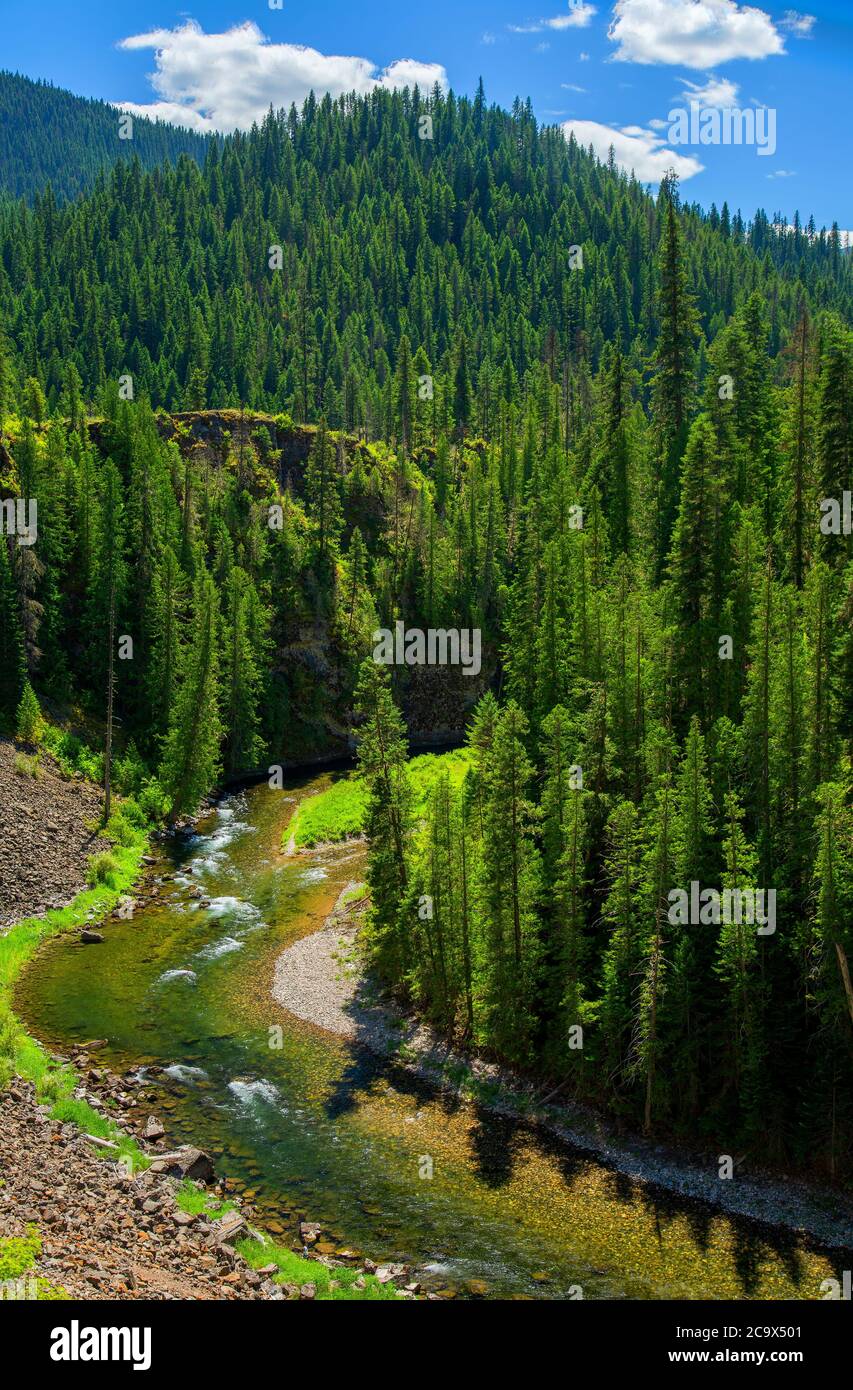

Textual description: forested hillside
[0,84,851,1179]
[0,70,209,203]
[0,84,851,423]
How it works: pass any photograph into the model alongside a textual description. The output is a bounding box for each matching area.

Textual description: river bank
[272,873,853,1255]
[0,1067,412,1301]
[15,775,851,1300]
[0,1075,278,1300]
[0,761,412,1301]
[0,737,112,930]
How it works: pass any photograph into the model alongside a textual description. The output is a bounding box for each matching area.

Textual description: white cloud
[116,20,448,133]
[118,100,215,132]
[608,0,785,68]
[379,58,447,91]
[561,83,588,91]
[676,74,740,106]
[546,4,597,26]
[766,168,796,178]
[779,10,816,37]
[774,222,851,247]
[509,5,597,34]
[562,117,704,180]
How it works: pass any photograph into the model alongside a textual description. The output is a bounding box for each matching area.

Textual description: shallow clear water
[15,775,847,1300]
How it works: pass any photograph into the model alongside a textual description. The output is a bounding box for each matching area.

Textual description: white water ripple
[163,1063,209,1083]
[228,1077,280,1106]
[195,935,244,961]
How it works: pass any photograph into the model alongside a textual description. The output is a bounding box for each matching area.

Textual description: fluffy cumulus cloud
[117,21,448,133]
[562,118,703,180]
[608,0,785,68]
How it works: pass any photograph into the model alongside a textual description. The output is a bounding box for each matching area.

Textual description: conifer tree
[146,546,184,744]
[15,678,41,745]
[777,309,815,589]
[354,660,412,982]
[393,334,416,455]
[159,569,222,821]
[304,420,343,574]
[635,776,675,1132]
[478,700,542,1063]
[600,800,642,1088]
[0,536,26,729]
[222,566,262,774]
[715,790,765,1137]
[666,413,726,727]
[651,191,699,571]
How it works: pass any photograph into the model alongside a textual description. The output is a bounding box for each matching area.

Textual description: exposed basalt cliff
[138,411,354,496]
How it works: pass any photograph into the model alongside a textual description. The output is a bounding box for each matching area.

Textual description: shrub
[137,779,167,823]
[113,740,147,796]
[87,850,120,887]
[103,811,137,847]
[40,727,102,781]
[13,752,40,778]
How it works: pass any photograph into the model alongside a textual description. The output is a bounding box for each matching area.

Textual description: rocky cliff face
[142,413,491,757]
[5,411,492,767]
[89,410,343,496]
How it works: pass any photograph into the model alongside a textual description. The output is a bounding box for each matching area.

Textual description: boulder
[158,1147,215,1183]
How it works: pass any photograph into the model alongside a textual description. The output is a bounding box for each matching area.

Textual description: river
[14,773,847,1300]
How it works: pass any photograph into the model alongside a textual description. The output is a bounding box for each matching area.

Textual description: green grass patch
[237,1238,402,1300]
[0,826,151,1173]
[286,750,470,850]
[0,1225,41,1282]
[175,1179,236,1220]
[288,775,368,848]
[0,1226,67,1300]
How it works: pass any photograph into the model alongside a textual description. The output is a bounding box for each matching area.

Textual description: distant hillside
[0,84,850,421]
[0,70,208,202]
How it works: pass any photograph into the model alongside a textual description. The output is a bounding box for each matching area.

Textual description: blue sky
[3,0,851,231]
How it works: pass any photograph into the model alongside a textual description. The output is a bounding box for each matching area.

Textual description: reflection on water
[15,775,848,1300]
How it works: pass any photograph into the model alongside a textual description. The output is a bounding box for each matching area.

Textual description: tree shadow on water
[316,982,849,1300]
